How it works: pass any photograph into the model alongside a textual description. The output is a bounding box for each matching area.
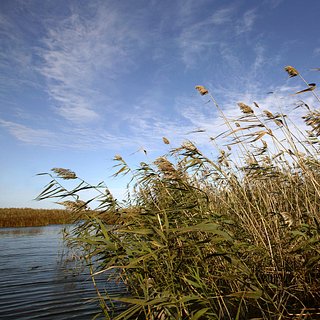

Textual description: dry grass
[0,207,120,228]
[0,208,72,227]
[38,65,320,319]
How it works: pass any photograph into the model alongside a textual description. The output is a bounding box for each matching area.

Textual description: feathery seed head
[263,110,274,119]
[303,111,320,136]
[284,65,299,77]
[114,155,123,161]
[182,141,198,152]
[195,85,209,95]
[154,157,175,173]
[162,137,170,145]
[51,168,77,179]
[238,102,254,114]
[58,200,87,211]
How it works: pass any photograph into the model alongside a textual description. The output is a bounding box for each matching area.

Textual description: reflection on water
[0,226,45,237]
[0,225,127,319]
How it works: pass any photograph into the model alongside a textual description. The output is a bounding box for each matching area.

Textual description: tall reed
[38,65,320,319]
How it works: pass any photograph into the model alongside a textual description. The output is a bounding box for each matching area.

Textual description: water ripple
[0,225,126,319]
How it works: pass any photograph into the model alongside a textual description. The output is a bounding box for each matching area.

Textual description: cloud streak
[235,9,257,35]
[177,6,236,68]
[175,4,259,69]
[38,3,144,123]
[0,119,56,146]
[0,118,142,150]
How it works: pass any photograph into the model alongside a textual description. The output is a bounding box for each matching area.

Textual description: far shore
[0,207,120,228]
[0,207,74,228]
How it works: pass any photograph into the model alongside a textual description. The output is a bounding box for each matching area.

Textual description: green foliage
[38,66,320,319]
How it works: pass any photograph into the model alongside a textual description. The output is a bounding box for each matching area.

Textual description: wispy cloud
[0,119,56,146]
[38,3,144,123]
[266,0,284,9]
[235,9,257,35]
[210,7,235,25]
[177,6,236,68]
[176,4,260,70]
[0,10,40,94]
[0,118,143,150]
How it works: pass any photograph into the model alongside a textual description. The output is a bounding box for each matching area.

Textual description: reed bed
[0,207,117,228]
[38,66,320,319]
[0,207,73,227]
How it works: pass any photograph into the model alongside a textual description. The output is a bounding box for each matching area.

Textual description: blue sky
[0,0,319,208]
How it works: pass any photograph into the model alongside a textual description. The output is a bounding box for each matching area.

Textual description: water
[0,225,127,319]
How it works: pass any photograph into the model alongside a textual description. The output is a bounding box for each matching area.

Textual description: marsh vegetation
[0,208,72,227]
[38,66,320,319]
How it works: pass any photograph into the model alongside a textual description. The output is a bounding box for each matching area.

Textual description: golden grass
[0,208,72,227]
[0,207,120,228]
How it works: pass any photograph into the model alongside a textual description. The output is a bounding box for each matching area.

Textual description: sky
[0,0,319,208]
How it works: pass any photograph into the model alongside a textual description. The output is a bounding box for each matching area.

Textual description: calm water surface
[0,225,126,319]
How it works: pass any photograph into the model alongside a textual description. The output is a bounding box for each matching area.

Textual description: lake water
[0,225,127,319]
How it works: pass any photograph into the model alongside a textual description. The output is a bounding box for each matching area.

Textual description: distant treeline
[0,208,74,228]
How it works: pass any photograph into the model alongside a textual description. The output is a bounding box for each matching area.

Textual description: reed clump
[38,66,320,319]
